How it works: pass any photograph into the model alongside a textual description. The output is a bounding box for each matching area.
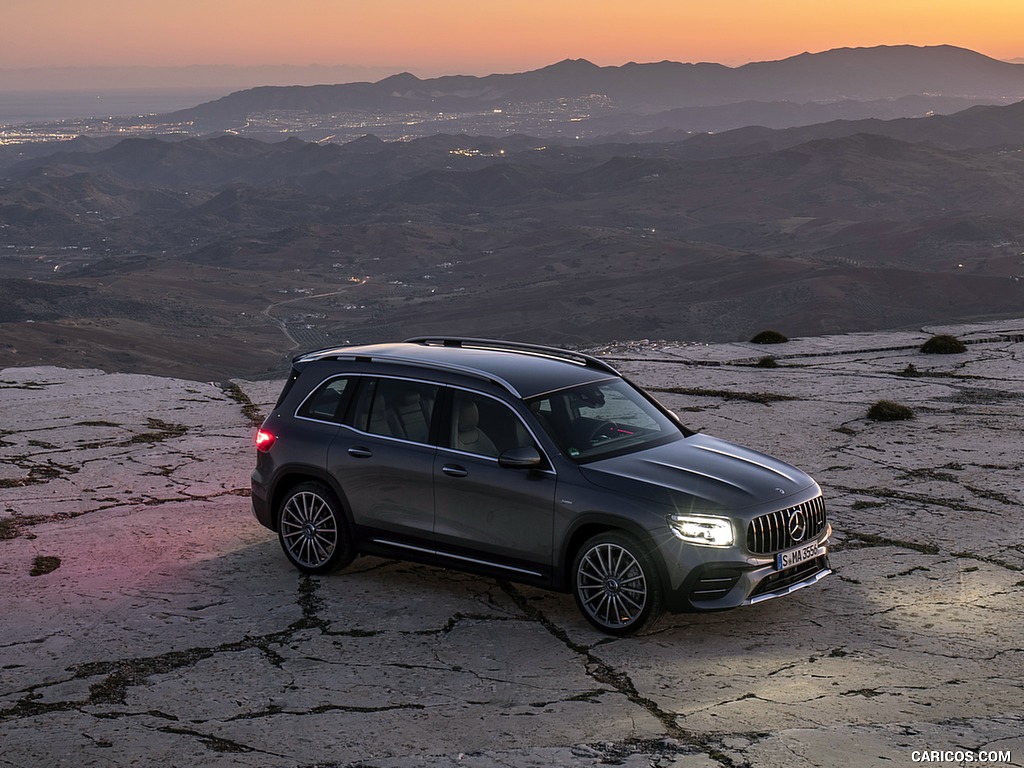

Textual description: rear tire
[572,531,664,635]
[277,481,354,574]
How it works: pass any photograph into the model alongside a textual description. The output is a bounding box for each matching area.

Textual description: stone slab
[2,324,1023,767]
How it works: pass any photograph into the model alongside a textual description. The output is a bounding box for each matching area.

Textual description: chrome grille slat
[746,495,827,555]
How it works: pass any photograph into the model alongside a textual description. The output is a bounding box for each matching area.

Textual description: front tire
[572,531,664,635]
[277,481,354,574]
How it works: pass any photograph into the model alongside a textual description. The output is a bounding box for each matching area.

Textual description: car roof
[293,337,620,399]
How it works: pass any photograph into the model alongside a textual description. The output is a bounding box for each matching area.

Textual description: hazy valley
[1,45,1023,379]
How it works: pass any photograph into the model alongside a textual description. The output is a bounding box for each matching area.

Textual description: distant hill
[680,98,1024,157]
[169,45,1024,124]
[576,94,1010,137]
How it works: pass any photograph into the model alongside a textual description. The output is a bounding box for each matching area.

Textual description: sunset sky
[2,0,1022,78]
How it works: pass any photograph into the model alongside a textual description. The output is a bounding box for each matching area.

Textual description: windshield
[527,379,683,461]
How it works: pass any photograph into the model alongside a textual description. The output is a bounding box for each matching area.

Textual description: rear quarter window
[297,377,353,422]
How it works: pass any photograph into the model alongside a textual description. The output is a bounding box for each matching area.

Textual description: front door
[432,389,557,583]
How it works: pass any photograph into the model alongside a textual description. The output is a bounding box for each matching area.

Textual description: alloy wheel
[575,541,648,630]
[279,490,339,570]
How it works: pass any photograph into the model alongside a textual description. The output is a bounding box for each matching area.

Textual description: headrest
[394,391,420,408]
[457,400,479,431]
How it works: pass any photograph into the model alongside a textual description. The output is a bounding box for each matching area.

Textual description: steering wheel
[587,421,620,443]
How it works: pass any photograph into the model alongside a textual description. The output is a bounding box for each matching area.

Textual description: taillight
[255,429,276,452]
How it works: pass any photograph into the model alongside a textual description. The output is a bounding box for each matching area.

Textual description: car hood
[578,433,817,513]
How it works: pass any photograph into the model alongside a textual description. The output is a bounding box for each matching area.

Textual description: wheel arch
[556,513,666,593]
[268,464,353,532]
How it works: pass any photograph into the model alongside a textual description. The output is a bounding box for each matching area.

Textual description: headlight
[668,514,734,547]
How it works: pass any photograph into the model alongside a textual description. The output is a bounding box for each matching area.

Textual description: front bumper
[665,525,832,612]
[744,557,832,605]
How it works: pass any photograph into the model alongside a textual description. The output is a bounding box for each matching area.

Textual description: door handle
[348,446,373,458]
[441,464,468,478]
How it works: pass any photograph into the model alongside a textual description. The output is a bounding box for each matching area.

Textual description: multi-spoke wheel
[572,532,663,635]
[277,481,353,574]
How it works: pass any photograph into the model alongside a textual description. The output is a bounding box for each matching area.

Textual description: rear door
[327,376,439,551]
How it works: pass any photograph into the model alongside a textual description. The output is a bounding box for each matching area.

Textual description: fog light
[669,515,734,547]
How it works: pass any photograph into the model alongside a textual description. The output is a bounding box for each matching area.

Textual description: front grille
[746,495,827,555]
[688,566,743,602]
[749,555,829,599]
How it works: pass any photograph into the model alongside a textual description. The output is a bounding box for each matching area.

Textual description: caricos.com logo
[910,750,1013,764]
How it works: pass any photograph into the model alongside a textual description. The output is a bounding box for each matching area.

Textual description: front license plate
[776,542,822,570]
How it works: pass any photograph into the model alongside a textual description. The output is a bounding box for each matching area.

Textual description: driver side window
[449,391,532,459]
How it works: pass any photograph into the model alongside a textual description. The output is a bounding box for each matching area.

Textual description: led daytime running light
[669,514,734,547]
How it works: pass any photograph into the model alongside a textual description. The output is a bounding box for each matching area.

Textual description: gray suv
[251,337,831,635]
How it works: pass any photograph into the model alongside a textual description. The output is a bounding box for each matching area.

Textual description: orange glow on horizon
[1,0,1022,76]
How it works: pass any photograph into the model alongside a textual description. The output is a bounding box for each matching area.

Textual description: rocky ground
[1,320,1022,768]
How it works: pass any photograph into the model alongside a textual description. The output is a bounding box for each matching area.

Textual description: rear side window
[351,378,439,444]
[297,377,353,422]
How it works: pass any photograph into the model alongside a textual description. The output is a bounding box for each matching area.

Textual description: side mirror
[498,446,543,469]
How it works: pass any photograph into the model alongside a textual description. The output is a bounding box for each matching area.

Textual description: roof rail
[295,347,524,398]
[293,345,360,364]
[402,336,621,376]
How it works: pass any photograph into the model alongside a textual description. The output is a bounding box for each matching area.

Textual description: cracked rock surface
[2,320,1023,767]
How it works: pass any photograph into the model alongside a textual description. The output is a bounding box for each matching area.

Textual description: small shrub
[851,500,885,510]
[867,399,914,421]
[30,555,61,577]
[755,356,779,368]
[920,334,966,354]
[0,518,21,539]
[898,363,921,377]
[750,329,788,344]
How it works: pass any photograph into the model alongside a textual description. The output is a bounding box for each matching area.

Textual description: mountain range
[8,46,1023,145]
[1,46,1024,378]
[172,46,1024,119]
